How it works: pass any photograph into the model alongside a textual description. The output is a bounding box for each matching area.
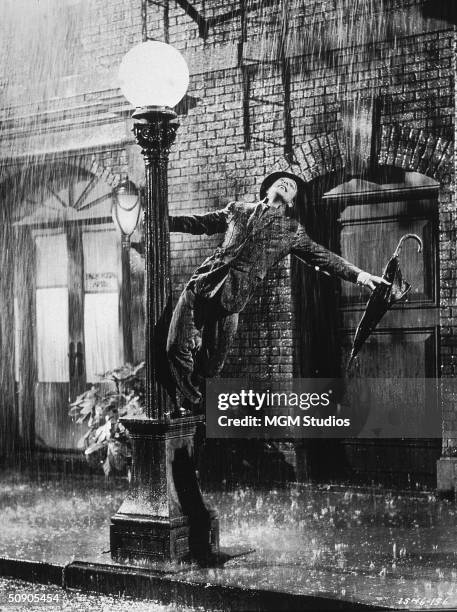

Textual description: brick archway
[266,126,453,185]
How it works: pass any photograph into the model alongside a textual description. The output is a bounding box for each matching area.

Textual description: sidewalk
[1,470,456,610]
[0,576,199,612]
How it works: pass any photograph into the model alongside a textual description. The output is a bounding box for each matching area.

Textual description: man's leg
[196,311,239,378]
[166,287,204,404]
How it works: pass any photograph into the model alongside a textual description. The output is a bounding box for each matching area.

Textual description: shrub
[69,362,145,476]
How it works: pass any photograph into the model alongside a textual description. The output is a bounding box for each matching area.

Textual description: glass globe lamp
[118,41,189,110]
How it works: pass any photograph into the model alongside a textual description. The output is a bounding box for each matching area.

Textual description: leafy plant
[69,362,145,476]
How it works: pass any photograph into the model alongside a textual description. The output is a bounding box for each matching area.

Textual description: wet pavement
[1,470,457,609]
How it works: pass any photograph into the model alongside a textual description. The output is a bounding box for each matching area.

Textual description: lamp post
[110,41,219,563]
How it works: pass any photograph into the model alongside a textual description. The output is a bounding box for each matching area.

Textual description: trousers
[166,287,239,404]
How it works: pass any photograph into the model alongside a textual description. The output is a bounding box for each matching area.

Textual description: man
[167,172,387,407]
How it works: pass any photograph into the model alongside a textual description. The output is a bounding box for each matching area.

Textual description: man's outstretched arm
[291,226,388,289]
[169,203,233,235]
[131,204,232,255]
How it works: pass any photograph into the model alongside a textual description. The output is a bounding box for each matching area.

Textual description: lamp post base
[110,416,219,564]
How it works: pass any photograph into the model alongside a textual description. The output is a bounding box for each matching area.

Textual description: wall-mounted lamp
[112,178,141,248]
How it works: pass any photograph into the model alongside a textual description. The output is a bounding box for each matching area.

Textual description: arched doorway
[265,127,451,486]
[11,163,132,452]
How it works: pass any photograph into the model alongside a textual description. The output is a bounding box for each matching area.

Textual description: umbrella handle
[393,234,423,258]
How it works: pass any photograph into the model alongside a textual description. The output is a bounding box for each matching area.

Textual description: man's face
[266,177,298,208]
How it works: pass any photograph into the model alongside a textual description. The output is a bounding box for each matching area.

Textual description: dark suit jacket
[170,200,362,313]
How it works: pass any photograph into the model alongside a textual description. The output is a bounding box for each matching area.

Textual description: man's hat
[259,171,307,202]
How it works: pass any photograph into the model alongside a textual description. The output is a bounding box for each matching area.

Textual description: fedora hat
[259,171,307,203]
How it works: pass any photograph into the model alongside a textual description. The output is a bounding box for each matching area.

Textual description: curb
[0,558,63,586]
[0,556,392,611]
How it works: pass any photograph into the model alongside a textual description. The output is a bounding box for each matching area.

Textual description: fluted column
[133,107,179,420]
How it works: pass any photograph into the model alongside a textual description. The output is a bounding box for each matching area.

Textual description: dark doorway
[293,172,441,487]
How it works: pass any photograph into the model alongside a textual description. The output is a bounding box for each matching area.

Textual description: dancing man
[167,172,387,409]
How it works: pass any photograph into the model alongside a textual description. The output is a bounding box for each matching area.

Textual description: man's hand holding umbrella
[357,271,392,291]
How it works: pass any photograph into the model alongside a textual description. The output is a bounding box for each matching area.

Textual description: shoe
[170,405,193,419]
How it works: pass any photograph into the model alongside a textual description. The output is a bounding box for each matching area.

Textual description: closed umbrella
[348,234,423,368]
